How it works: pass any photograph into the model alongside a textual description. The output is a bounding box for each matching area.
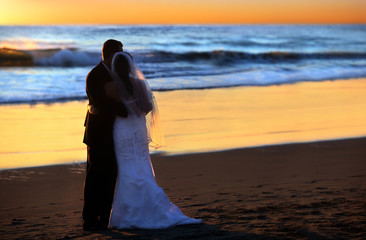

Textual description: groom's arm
[86,69,128,117]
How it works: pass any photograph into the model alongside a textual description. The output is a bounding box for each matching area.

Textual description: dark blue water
[1,25,366,104]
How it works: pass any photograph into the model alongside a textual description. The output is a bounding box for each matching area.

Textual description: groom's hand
[88,104,99,114]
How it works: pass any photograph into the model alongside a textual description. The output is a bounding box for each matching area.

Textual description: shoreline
[1,137,365,239]
[0,76,364,105]
[0,135,364,172]
[1,76,366,106]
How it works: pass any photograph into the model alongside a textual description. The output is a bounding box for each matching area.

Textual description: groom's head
[102,39,123,66]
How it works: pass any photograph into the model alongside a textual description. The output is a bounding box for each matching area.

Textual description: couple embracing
[82,39,201,231]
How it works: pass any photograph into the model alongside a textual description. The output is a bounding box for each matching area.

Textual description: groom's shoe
[83,219,105,231]
[99,218,110,230]
[97,221,109,231]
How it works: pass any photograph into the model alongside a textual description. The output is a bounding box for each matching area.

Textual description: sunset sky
[1,0,366,25]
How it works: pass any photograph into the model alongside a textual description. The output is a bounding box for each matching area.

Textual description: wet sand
[0,137,365,239]
[1,78,366,170]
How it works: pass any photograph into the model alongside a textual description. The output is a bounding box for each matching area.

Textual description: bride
[104,52,201,229]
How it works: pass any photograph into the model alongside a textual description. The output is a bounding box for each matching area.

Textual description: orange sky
[1,0,366,25]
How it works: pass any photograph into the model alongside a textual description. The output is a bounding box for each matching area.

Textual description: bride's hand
[104,82,121,102]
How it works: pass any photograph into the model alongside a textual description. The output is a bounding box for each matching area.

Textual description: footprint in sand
[11,218,26,225]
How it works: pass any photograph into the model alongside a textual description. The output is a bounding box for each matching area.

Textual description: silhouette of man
[82,39,127,231]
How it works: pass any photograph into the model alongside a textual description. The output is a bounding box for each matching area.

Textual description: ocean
[1,24,366,104]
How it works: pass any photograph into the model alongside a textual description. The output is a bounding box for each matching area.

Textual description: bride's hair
[114,54,133,95]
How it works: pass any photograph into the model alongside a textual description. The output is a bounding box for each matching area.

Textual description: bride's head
[112,52,134,93]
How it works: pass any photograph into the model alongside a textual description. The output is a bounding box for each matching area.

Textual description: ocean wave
[0,47,100,67]
[32,49,100,67]
[0,48,33,66]
[2,47,366,67]
[138,50,366,64]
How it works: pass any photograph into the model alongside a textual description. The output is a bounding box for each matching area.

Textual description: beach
[0,137,365,239]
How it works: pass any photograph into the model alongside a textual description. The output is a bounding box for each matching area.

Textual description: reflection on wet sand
[1,78,366,169]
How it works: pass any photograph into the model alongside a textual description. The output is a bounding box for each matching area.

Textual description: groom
[82,39,128,231]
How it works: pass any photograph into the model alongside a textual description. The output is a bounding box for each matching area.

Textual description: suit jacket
[83,61,128,146]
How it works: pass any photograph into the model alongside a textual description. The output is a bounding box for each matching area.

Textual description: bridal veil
[111,52,165,149]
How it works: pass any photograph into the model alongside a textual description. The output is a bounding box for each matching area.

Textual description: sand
[0,137,365,239]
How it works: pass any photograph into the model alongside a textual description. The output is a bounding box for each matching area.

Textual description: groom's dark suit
[83,61,128,227]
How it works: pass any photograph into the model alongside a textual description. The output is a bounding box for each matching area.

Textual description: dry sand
[0,137,365,239]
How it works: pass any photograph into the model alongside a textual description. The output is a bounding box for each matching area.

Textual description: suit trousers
[82,143,117,225]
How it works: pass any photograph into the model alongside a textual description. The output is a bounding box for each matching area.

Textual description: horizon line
[1,22,366,26]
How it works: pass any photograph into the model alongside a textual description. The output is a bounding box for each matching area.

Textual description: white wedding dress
[109,113,201,229]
